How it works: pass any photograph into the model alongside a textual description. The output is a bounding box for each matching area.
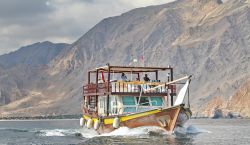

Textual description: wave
[0,128,80,137]
[0,125,210,138]
[36,129,83,137]
[76,126,167,138]
[99,126,167,137]
[174,125,211,135]
[0,127,95,138]
[80,125,210,138]
[0,128,29,133]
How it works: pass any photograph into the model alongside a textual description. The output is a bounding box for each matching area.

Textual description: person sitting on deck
[121,73,127,81]
[143,74,150,82]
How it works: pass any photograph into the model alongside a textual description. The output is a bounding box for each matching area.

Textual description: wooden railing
[83,81,176,95]
[83,82,110,94]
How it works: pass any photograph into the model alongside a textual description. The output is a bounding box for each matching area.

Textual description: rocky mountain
[0,41,69,116]
[0,0,249,117]
[226,79,250,117]
[202,79,250,118]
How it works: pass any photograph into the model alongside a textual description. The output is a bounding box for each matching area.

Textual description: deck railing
[83,81,176,95]
[111,81,166,93]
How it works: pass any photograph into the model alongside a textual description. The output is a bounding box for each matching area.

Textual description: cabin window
[122,96,136,113]
[136,97,150,106]
[110,96,118,115]
[151,97,163,106]
[99,97,104,108]
[98,96,107,115]
[122,96,136,105]
[103,96,107,113]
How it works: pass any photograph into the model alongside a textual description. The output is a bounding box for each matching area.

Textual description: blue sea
[0,119,249,145]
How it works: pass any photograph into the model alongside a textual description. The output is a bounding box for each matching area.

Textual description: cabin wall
[98,95,123,116]
[98,96,107,116]
[90,93,173,116]
[118,96,165,114]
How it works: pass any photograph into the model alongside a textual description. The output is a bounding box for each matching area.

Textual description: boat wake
[0,128,29,133]
[174,125,211,135]
[36,128,95,137]
[0,128,80,137]
[36,129,72,136]
[100,126,166,137]
[0,125,210,139]
[79,125,210,138]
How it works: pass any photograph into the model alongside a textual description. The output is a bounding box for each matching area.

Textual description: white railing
[111,81,168,93]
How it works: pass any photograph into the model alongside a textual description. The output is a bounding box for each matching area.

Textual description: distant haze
[0,0,175,55]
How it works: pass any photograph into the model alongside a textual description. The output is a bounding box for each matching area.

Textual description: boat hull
[83,105,191,134]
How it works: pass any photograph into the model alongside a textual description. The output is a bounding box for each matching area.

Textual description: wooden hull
[83,105,191,134]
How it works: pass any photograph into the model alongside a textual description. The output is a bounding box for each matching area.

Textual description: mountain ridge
[0,41,69,108]
[0,41,69,68]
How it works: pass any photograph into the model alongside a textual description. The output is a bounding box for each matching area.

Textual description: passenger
[121,73,127,81]
[143,74,150,82]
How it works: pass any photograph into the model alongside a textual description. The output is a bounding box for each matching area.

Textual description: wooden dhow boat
[80,64,192,134]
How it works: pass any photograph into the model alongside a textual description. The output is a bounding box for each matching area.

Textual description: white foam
[187,125,211,133]
[36,125,210,138]
[175,125,211,135]
[79,126,172,138]
[79,126,154,138]
[100,126,166,137]
[38,129,82,137]
[38,125,209,138]
[79,126,167,138]
[39,129,66,136]
[79,128,99,138]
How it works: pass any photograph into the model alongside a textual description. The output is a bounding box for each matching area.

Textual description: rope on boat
[136,84,144,111]
[144,75,192,92]
[136,75,191,110]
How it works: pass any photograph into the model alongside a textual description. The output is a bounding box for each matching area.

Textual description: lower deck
[83,94,172,117]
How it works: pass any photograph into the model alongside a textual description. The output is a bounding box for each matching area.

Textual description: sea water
[0,119,249,145]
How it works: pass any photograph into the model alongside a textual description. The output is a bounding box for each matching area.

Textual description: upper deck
[83,81,177,96]
[83,64,176,97]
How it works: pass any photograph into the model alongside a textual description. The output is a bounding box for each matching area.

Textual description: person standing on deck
[121,73,127,81]
[143,74,150,82]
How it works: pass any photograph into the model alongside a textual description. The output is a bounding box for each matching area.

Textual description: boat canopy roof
[89,65,172,73]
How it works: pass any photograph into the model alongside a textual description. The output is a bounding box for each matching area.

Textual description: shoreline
[0,114,82,120]
[0,116,248,120]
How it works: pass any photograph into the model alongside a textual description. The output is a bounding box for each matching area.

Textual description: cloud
[0,0,53,19]
[0,0,175,55]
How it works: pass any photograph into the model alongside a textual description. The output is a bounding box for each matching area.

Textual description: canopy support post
[155,70,158,81]
[170,67,174,106]
[107,64,110,116]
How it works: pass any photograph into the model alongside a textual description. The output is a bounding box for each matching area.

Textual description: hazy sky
[0,0,175,55]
